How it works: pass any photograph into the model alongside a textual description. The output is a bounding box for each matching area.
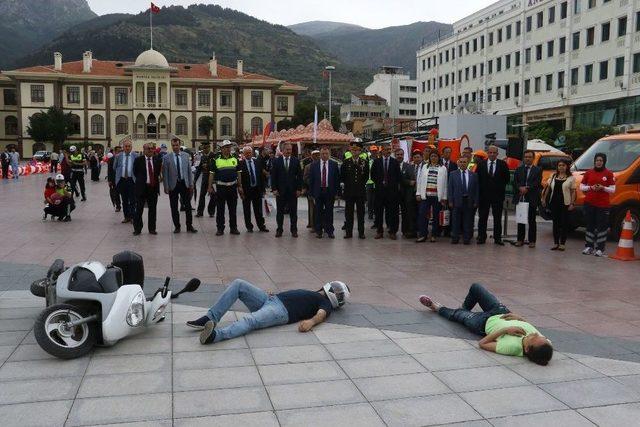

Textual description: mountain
[288,21,368,38]
[0,0,96,69]
[12,4,371,102]
[300,21,453,76]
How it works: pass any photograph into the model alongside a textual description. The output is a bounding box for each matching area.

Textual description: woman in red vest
[580,153,615,257]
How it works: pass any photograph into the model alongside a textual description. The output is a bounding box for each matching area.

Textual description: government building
[0,49,305,157]
[416,0,640,133]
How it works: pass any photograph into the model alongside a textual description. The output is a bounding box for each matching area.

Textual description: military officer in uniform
[208,140,240,236]
[341,141,369,239]
[195,142,216,218]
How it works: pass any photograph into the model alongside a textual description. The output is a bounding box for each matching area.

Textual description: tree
[198,116,215,144]
[288,99,341,130]
[560,126,615,150]
[26,107,74,151]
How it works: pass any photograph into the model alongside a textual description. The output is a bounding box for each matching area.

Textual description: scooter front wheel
[30,278,47,297]
[34,304,97,359]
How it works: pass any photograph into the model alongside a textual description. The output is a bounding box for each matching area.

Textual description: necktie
[124,154,129,178]
[445,160,448,169]
[384,158,389,185]
[525,166,530,182]
[322,161,327,188]
[176,154,182,181]
[285,157,289,172]
[249,160,256,187]
[147,157,155,186]
[462,170,468,194]
[489,161,494,177]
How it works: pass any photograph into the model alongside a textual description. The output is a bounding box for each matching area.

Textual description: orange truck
[570,131,640,240]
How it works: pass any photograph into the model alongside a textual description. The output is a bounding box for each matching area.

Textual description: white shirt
[488,160,495,174]
[145,156,154,184]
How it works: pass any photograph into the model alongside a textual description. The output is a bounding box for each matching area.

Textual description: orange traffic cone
[610,210,638,261]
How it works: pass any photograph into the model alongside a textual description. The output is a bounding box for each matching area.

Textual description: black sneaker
[200,320,217,344]
[186,315,212,330]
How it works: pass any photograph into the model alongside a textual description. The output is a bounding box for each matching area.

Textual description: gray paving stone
[0,330,28,346]
[0,357,89,380]
[85,354,170,376]
[461,385,567,418]
[372,393,483,426]
[173,366,262,392]
[325,339,405,360]
[579,402,640,427]
[173,387,272,418]
[174,412,279,427]
[541,377,640,408]
[434,365,530,392]
[614,374,640,393]
[0,317,32,332]
[258,361,346,385]
[327,313,376,328]
[385,322,461,338]
[354,372,451,401]
[267,379,365,410]
[0,377,81,405]
[363,310,432,326]
[245,330,320,348]
[338,355,426,378]
[7,343,57,361]
[508,358,604,384]
[0,307,41,320]
[173,335,247,352]
[173,348,254,370]
[575,355,640,376]
[489,409,595,427]
[92,337,171,356]
[313,326,387,344]
[67,393,172,426]
[414,349,499,371]
[251,344,331,365]
[432,422,492,427]
[0,399,73,427]
[77,371,171,398]
[0,344,14,362]
[84,421,172,427]
[393,335,472,354]
[278,402,385,427]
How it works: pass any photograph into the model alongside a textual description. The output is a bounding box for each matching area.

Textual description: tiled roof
[355,94,387,102]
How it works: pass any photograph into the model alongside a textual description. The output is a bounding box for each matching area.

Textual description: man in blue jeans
[187,279,351,344]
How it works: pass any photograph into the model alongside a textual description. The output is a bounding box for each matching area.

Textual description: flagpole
[150,6,153,49]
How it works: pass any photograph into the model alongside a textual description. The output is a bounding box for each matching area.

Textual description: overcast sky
[86,0,496,28]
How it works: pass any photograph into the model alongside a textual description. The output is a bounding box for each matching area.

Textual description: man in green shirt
[419,284,553,365]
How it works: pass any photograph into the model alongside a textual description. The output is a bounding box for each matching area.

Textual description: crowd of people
[38,137,616,255]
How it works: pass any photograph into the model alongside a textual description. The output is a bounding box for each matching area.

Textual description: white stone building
[365,66,418,120]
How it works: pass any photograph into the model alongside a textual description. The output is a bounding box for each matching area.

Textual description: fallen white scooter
[30,251,200,359]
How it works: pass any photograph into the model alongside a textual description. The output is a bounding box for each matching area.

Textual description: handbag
[439,208,450,226]
[515,196,529,224]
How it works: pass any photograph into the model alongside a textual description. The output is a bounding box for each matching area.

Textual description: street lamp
[325,65,335,128]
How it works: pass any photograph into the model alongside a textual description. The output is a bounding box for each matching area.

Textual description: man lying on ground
[186,278,350,344]
[419,283,553,365]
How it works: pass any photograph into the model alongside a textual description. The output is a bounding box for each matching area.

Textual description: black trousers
[399,191,408,235]
[345,195,366,236]
[477,199,504,242]
[314,190,335,234]
[366,183,375,219]
[134,186,158,233]
[242,187,266,230]
[169,180,193,229]
[117,178,135,220]
[374,189,399,234]
[451,198,475,243]
[276,194,298,233]
[1,163,8,179]
[584,204,609,251]
[550,202,569,245]
[197,175,215,216]
[70,171,86,198]
[50,160,58,174]
[306,195,315,228]
[109,186,121,209]
[216,185,238,231]
[517,202,538,243]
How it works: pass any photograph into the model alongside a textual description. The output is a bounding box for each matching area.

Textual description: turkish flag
[150,2,160,14]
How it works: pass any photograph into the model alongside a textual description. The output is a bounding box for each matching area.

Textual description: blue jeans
[437,283,509,336]
[207,279,289,342]
[417,196,441,238]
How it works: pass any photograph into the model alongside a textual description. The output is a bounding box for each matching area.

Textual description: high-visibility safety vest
[70,153,84,171]
[214,156,238,183]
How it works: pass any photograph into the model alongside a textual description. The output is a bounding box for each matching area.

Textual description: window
[574,0,581,14]
[615,56,625,77]
[220,90,232,108]
[497,28,503,43]
[534,77,541,93]
[524,79,530,95]
[422,59,425,71]
[452,47,455,59]
[537,11,543,28]
[146,84,156,104]
[585,64,593,83]
[251,91,263,108]
[637,12,640,32]
[115,115,128,135]
[487,89,492,102]
[559,36,566,54]
[3,89,16,106]
[516,20,521,36]
[495,86,501,101]
[31,85,44,103]
[547,40,554,57]
[572,31,580,50]
[618,16,627,37]
[506,24,512,39]
[602,22,610,42]
[421,81,426,92]
[558,71,565,89]
[480,35,485,49]
[478,64,482,77]
[497,57,502,72]
[439,52,442,64]
[439,76,442,88]
[588,0,595,8]
[526,16,532,32]
[428,57,431,68]
[549,6,555,23]
[445,74,449,86]
[505,84,510,99]
[115,88,128,105]
[458,45,462,57]
[489,32,494,46]
[198,117,213,136]
[514,82,520,97]
[446,50,450,61]
[525,48,531,64]
[560,1,567,19]
[69,114,80,135]
[66,86,80,104]
[586,27,595,46]
[197,90,210,107]
[473,38,477,52]
[250,117,263,135]
[90,87,103,105]
[536,44,542,61]
[634,53,640,73]
[175,89,188,107]
[90,115,104,135]
[175,116,188,135]
[505,54,511,69]
[515,51,521,67]
[465,68,469,81]
[546,74,553,91]
[600,60,609,80]
[4,116,17,135]
[488,60,493,74]
[571,67,579,86]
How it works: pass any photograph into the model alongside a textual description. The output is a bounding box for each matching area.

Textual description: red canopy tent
[251,119,354,154]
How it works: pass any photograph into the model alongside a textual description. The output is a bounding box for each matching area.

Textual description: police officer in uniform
[341,141,369,239]
[208,140,240,236]
[69,145,87,201]
[195,142,216,218]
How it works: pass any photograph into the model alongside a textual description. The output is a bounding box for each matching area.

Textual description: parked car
[33,151,52,162]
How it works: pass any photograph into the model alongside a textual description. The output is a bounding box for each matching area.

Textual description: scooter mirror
[183,278,201,293]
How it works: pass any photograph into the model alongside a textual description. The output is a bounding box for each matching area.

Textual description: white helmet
[220,139,233,148]
[352,137,363,143]
[322,281,351,309]
[69,145,77,152]
[55,173,65,181]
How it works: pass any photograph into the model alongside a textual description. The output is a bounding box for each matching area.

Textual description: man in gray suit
[111,140,138,223]
[162,139,198,233]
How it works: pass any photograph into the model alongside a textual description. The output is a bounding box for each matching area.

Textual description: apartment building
[365,66,418,120]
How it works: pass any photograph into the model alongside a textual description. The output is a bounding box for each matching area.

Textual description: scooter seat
[98,267,123,292]
[68,266,122,294]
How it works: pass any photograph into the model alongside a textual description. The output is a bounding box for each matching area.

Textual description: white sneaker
[582,247,593,255]
[594,249,605,257]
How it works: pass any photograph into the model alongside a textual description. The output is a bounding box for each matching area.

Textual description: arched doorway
[147,114,157,138]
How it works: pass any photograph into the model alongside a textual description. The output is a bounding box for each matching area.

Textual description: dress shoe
[291,231,298,238]
[514,241,524,247]
[132,230,141,236]
[316,233,323,239]
[195,213,203,217]
[121,218,131,224]
[81,197,86,201]
[230,229,240,235]
[275,230,283,237]
[494,240,504,246]
[209,214,214,218]
[187,227,198,233]
[416,236,427,243]
[374,233,383,239]
[246,228,254,233]
[344,234,353,239]
[174,228,181,234]
[216,230,224,236]
[358,233,366,239]
[149,230,157,235]
[388,233,397,240]
[115,207,121,212]
[327,233,335,239]
[259,227,269,232]
[528,242,536,248]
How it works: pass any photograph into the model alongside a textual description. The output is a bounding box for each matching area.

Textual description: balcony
[133,133,170,140]
[134,102,170,109]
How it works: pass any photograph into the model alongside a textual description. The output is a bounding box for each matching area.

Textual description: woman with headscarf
[580,153,615,257]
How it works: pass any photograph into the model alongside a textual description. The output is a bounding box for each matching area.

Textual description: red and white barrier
[0,161,53,178]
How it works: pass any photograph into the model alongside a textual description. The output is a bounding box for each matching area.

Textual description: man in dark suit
[371,143,402,239]
[239,146,268,233]
[308,146,340,238]
[106,147,122,212]
[195,142,216,218]
[441,146,458,173]
[476,145,511,245]
[132,143,161,235]
[513,150,542,247]
[401,150,421,239]
[270,143,303,237]
[448,156,479,244]
[341,142,369,239]
[162,138,197,233]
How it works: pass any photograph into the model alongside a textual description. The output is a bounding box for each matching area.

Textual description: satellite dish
[465,101,478,114]
[455,102,465,113]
